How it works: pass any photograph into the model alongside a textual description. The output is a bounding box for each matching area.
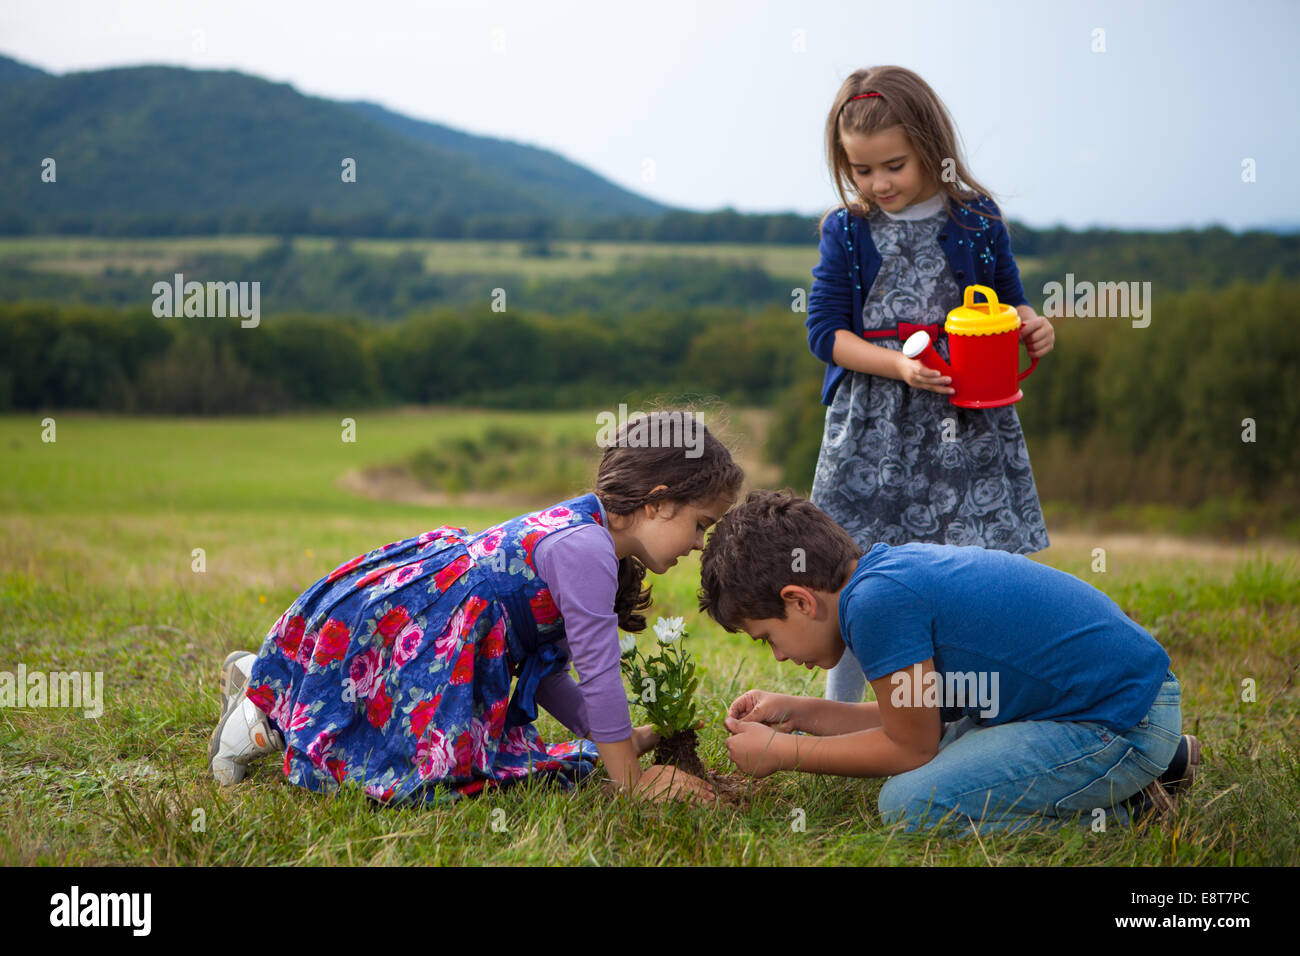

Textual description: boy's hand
[633,764,716,803]
[894,353,955,395]
[724,716,791,778]
[728,689,802,732]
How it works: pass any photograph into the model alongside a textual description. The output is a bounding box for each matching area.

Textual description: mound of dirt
[652,728,708,779]
[703,770,763,808]
[650,729,764,807]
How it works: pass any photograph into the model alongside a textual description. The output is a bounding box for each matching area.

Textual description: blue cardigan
[805,195,1029,405]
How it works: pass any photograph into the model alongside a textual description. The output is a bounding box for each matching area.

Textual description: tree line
[769,277,1299,520]
[3,275,1296,523]
[0,299,820,415]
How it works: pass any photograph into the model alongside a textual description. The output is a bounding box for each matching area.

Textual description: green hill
[0,53,670,235]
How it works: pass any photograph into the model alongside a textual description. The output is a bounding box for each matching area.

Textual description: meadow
[1,408,1297,865]
[0,235,831,286]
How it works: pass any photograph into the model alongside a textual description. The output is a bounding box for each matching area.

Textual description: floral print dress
[245,495,607,805]
[810,202,1050,554]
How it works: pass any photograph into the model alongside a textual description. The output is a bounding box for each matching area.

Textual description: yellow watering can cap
[945,285,1020,336]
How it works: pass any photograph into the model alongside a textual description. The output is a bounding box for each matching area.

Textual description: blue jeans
[877,671,1182,834]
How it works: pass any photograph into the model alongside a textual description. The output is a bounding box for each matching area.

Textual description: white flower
[653,616,686,645]
[618,633,638,657]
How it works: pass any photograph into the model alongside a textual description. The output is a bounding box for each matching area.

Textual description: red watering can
[902,285,1038,408]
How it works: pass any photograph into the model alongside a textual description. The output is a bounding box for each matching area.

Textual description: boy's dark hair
[698,489,863,633]
[594,411,745,633]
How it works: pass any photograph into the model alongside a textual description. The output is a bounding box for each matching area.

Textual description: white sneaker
[209,697,284,786]
[219,651,257,714]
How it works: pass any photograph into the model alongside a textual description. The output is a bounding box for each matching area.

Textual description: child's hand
[728,689,801,732]
[1019,309,1055,359]
[723,716,791,778]
[630,724,661,758]
[894,354,955,395]
[633,764,716,804]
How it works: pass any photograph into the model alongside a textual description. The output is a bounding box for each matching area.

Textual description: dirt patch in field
[597,765,767,807]
[703,770,767,808]
[649,729,762,807]
[337,407,780,511]
[336,465,542,510]
[723,407,781,490]
[1038,530,1300,565]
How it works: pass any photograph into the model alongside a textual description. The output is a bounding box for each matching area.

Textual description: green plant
[619,616,699,739]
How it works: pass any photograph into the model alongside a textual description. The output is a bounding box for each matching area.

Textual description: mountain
[0,53,47,85]
[341,100,667,219]
[1255,220,1300,235]
[0,53,672,234]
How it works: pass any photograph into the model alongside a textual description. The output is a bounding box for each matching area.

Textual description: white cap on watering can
[903,330,932,358]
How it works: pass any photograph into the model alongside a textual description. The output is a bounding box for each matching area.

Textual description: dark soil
[651,729,761,807]
[652,728,708,779]
[702,771,763,808]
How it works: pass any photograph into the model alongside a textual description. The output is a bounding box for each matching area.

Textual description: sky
[2,0,1297,230]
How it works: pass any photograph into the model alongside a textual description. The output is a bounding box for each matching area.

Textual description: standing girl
[805,66,1056,703]
[209,412,743,804]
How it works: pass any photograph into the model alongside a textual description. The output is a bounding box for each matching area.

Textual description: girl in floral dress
[209,413,743,805]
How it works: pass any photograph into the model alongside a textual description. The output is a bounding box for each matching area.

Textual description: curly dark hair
[698,489,862,633]
[593,411,745,632]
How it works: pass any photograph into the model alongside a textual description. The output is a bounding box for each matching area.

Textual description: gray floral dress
[810,201,1050,556]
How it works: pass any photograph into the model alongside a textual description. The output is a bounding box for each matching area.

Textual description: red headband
[839,91,881,117]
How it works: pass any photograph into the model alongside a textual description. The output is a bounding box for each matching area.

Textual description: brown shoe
[1159,734,1201,794]
[1126,777,1176,821]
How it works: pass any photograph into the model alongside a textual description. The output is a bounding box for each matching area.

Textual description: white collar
[879,192,946,221]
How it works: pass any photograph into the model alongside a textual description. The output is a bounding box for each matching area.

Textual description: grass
[1,409,1297,865]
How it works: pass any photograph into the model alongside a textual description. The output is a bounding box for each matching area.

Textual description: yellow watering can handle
[964,285,1001,313]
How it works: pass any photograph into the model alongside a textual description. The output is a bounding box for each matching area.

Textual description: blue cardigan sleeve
[806,210,855,365]
[986,199,1029,309]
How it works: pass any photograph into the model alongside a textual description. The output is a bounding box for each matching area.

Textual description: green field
[1,409,1297,865]
[0,235,839,286]
[0,234,1044,287]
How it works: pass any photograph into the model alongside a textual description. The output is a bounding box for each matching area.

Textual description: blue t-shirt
[838,543,1170,732]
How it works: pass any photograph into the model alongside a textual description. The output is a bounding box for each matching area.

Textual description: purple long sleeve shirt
[530,518,635,743]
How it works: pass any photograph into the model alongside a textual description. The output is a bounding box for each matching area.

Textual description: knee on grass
[878,778,962,832]
[878,778,1046,835]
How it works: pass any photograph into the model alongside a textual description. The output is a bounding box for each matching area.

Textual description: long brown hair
[593,411,745,632]
[818,66,1002,235]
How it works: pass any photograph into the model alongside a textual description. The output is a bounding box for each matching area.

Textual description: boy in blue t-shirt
[698,490,1200,833]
